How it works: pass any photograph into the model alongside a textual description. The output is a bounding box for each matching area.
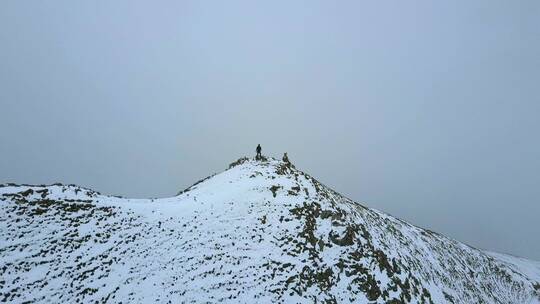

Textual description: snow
[1,157,539,303]
[487,251,540,282]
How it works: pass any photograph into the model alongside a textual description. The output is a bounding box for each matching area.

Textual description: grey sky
[1,1,539,260]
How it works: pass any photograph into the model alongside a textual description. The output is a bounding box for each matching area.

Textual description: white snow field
[1,157,539,303]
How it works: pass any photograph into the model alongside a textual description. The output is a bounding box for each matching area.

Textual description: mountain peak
[1,156,540,303]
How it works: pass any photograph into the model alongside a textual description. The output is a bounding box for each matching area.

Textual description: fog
[1,1,539,260]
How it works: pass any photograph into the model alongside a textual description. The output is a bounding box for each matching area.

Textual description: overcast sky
[1,1,539,260]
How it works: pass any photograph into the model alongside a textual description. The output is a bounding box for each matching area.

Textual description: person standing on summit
[256,144,262,160]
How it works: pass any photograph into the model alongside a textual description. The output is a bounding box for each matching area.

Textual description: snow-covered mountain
[1,157,539,303]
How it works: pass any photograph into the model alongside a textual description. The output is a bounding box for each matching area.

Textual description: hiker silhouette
[282,152,289,163]
[256,144,262,160]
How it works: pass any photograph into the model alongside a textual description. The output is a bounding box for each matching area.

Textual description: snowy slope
[1,157,539,303]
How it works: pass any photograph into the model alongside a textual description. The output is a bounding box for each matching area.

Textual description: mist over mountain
[2,157,539,303]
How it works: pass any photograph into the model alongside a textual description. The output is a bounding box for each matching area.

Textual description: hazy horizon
[1,1,539,260]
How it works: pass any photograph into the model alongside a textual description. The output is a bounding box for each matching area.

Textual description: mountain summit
[1,157,539,303]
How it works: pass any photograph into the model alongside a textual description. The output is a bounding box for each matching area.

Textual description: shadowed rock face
[1,157,540,303]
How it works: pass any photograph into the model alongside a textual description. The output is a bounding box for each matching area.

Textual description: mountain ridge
[1,156,539,303]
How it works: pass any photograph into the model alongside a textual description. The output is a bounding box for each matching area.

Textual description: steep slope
[1,157,539,303]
